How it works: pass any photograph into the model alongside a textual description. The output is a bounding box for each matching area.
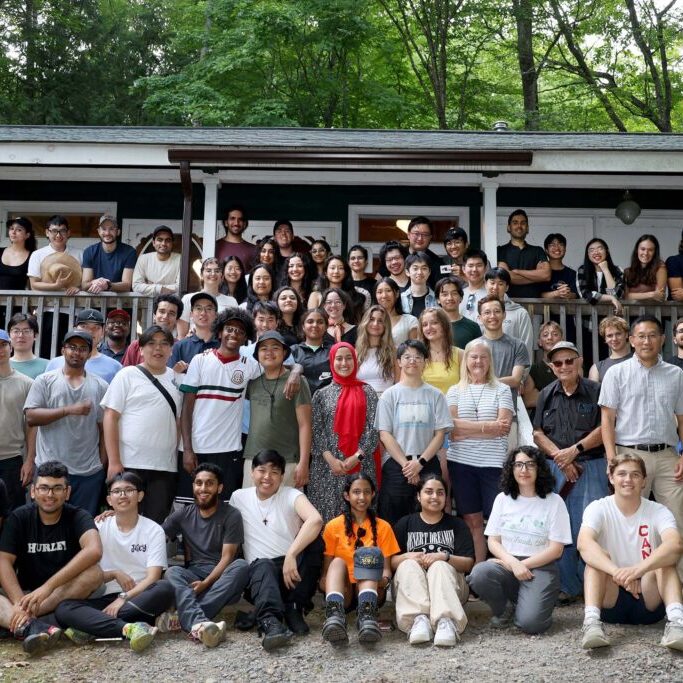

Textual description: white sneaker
[581,619,609,649]
[433,617,458,647]
[408,614,433,645]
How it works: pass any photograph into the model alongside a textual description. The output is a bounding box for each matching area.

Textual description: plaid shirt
[576,264,624,304]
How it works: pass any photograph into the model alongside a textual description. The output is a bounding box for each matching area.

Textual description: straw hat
[40,252,82,289]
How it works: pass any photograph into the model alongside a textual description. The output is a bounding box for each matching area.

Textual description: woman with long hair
[391,474,475,647]
[220,255,248,304]
[309,343,379,522]
[274,285,303,345]
[310,239,332,277]
[356,305,398,397]
[446,339,514,564]
[178,257,237,337]
[290,308,334,395]
[467,446,571,634]
[280,252,315,302]
[319,473,399,645]
[348,244,376,298]
[255,237,282,279]
[576,238,624,314]
[376,240,410,291]
[624,234,667,302]
[321,287,357,345]
[375,277,418,345]
[418,307,463,395]
[0,216,35,291]
[308,255,369,323]
[241,263,275,312]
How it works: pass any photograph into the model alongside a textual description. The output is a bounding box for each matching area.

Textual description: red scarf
[330,342,367,462]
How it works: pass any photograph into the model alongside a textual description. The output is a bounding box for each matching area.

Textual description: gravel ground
[1,599,681,682]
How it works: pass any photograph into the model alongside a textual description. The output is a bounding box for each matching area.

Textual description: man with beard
[214,205,258,270]
[132,225,180,296]
[98,310,131,363]
[163,463,249,648]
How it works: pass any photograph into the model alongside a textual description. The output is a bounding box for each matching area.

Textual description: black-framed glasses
[35,484,68,495]
[513,461,537,471]
[354,527,367,549]
[466,293,476,311]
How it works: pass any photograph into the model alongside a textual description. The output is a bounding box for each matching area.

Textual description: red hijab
[330,342,367,458]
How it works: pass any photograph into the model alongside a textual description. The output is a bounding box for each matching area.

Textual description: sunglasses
[550,358,577,368]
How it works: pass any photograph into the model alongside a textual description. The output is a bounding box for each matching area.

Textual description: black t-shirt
[0,502,96,590]
[542,266,578,295]
[410,294,427,318]
[0,480,8,519]
[497,242,548,298]
[393,512,475,559]
[665,355,683,370]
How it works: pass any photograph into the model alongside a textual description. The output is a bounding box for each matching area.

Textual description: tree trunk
[513,0,539,130]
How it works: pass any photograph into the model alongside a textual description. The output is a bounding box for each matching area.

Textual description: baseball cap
[75,308,105,326]
[444,227,468,243]
[254,330,291,360]
[547,341,580,360]
[107,309,131,321]
[63,330,93,350]
[190,292,218,310]
[0,330,10,343]
[152,225,174,239]
[353,546,384,581]
[98,214,118,228]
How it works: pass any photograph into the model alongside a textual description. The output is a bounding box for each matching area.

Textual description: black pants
[0,456,25,511]
[378,457,440,527]
[54,580,175,638]
[246,536,323,621]
[176,450,243,504]
[126,468,177,524]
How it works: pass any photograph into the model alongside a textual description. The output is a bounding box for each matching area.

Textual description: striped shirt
[598,355,683,447]
[180,350,261,453]
[446,382,515,468]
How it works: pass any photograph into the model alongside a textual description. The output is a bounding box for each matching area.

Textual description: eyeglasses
[203,269,222,275]
[410,231,431,239]
[109,487,138,497]
[10,328,33,336]
[386,255,403,262]
[35,484,67,495]
[466,293,476,311]
[63,344,90,353]
[401,356,425,364]
[354,527,367,549]
[224,267,242,274]
[47,228,68,236]
[513,461,537,471]
[550,358,576,368]
[587,246,605,254]
[223,325,245,336]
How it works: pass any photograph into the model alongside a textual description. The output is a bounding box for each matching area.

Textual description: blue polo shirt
[82,242,137,282]
[168,334,219,366]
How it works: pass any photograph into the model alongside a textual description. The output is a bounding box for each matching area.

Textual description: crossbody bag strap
[136,365,177,419]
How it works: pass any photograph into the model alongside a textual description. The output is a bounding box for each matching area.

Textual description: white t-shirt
[180,291,238,322]
[581,496,678,568]
[97,514,167,595]
[356,348,394,396]
[100,366,181,471]
[180,351,261,453]
[391,314,418,346]
[27,244,84,278]
[485,492,572,558]
[229,486,303,563]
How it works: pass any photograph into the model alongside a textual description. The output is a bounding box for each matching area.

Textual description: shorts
[449,461,501,518]
[601,587,666,625]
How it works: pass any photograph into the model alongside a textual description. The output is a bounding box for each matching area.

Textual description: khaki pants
[242,458,298,488]
[616,445,683,580]
[394,559,469,634]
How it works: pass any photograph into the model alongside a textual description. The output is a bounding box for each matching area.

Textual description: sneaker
[284,604,310,636]
[189,621,226,649]
[660,620,683,651]
[433,617,458,647]
[64,627,95,646]
[490,602,515,629]
[123,622,159,653]
[581,620,610,649]
[322,600,348,645]
[258,617,292,651]
[16,620,62,656]
[356,600,382,644]
[155,610,181,634]
[408,614,433,645]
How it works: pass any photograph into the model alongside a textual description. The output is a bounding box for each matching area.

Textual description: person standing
[102,325,181,524]
[401,253,437,319]
[459,249,488,322]
[435,276,481,349]
[132,226,180,296]
[23,331,108,516]
[665,316,683,369]
[214,205,258,270]
[587,316,632,382]
[405,217,443,290]
[98,309,131,363]
[7,314,48,379]
[168,292,219,373]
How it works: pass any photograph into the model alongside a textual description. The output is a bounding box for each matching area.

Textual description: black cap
[152,225,174,239]
[75,308,105,325]
[62,330,93,350]
[190,292,218,310]
[254,330,291,360]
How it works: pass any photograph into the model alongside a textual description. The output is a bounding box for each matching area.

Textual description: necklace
[256,489,278,526]
[467,383,487,418]
[260,370,284,419]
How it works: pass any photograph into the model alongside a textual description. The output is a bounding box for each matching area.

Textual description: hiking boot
[189,621,226,649]
[408,614,432,645]
[490,602,516,629]
[64,627,95,646]
[660,619,683,651]
[258,617,292,651]
[284,604,310,636]
[322,600,348,645]
[155,610,181,634]
[433,617,458,647]
[123,622,159,652]
[356,600,381,644]
[581,619,610,649]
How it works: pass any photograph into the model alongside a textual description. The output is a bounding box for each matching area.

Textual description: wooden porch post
[480,180,499,262]
[179,160,193,294]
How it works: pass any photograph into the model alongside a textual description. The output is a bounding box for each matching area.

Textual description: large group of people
[1,207,683,658]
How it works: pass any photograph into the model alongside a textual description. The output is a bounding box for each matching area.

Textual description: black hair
[221,255,249,303]
[463,248,487,264]
[343,473,378,546]
[477,294,504,314]
[321,287,353,321]
[139,324,174,347]
[256,237,283,276]
[397,338,428,359]
[408,216,433,233]
[46,215,69,230]
[223,204,248,225]
[417,473,448,493]
[273,219,294,234]
[507,209,528,225]
[251,449,286,474]
[582,239,621,291]
[301,306,329,334]
[153,293,184,318]
[375,276,405,314]
[348,244,368,261]
[8,312,39,335]
[108,471,144,492]
[274,285,303,338]
[625,234,662,289]
[244,263,275,313]
[443,227,468,246]
[544,233,567,250]
[252,300,279,319]
[377,240,409,278]
[484,267,511,286]
[280,252,315,299]
[311,238,332,254]
[315,256,365,324]
[212,307,255,342]
[34,460,69,483]
[435,276,464,299]
[630,314,664,335]
[192,462,224,485]
[7,216,37,252]
[405,251,431,271]
[500,446,554,499]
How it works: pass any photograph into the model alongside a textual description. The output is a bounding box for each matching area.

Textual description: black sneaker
[258,617,292,651]
[284,604,310,636]
[15,620,62,656]
[322,600,348,645]
[356,600,381,644]
[234,609,257,631]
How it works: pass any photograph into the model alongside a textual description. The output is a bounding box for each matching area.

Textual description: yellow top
[422,347,460,394]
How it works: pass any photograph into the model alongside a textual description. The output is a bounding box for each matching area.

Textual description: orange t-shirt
[323,514,400,583]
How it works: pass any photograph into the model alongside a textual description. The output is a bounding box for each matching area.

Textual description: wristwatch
[576,442,585,453]
[356,452,365,462]
[444,551,451,563]
[418,456,428,468]
[118,592,128,602]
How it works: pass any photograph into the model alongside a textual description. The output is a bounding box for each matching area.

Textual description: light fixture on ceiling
[615,190,641,225]
[395,219,410,233]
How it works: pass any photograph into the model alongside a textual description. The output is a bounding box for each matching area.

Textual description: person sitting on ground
[392,474,475,647]
[577,453,683,651]
[55,472,173,652]
[587,316,632,382]
[467,446,571,635]
[400,252,436,319]
[0,461,103,655]
[229,450,323,650]
[163,463,250,648]
[320,473,399,645]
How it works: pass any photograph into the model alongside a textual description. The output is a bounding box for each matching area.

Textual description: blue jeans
[550,457,609,597]
[165,560,250,632]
